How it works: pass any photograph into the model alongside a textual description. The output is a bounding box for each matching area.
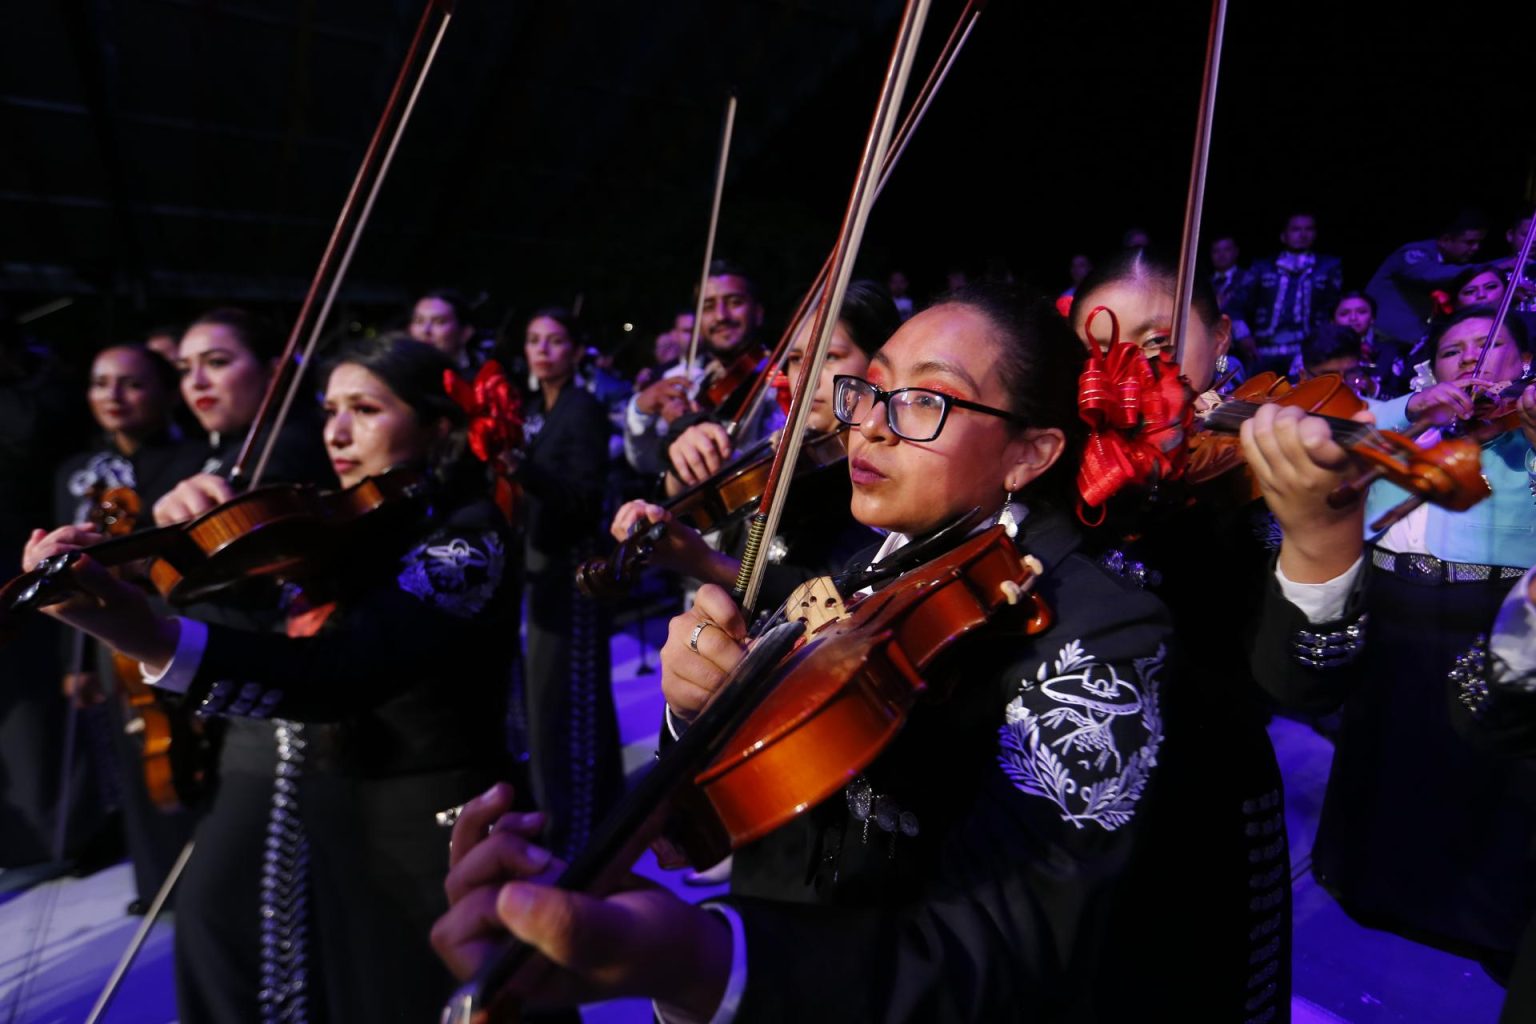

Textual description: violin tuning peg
[999,580,1023,606]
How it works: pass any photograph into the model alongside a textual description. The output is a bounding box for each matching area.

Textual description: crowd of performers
[3,205,1536,1022]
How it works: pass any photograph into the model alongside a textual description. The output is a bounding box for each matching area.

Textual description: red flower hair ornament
[1074,306,1192,524]
[444,360,523,464]
[443,360,525,521]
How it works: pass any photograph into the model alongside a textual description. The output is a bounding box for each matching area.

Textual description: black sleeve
[1247,559,1368,713]
[181,526,511,723]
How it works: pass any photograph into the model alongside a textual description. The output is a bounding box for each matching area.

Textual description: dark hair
[1449,264,1503,304]
[188,308,282,362]
[837,280,901,355]
[525,306,582,343]
[1068,247,1222,330]
[1279,209,1316,228]
[1426,304,1531,357]
[706,259,757,300]
[1439,207,1489,238]
[94,341,180,395]
[322,331,479,493]
[1302,323,1363,371]
[935,282,1086,508]
[1333,289,1377,318]
[416,288,474,328]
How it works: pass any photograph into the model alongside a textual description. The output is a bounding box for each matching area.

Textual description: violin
[1435,369,1536,446]
[447,516,1052,1022]
[696,344,770,420]
[64,485,210,811]
[575,429,849,599]
[3,467,429,621]
[1188,371,1491,518]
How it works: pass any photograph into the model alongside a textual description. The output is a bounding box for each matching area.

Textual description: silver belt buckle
[1399,553,1444,583]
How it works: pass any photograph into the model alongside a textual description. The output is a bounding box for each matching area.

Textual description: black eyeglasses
[832,374,1027,443]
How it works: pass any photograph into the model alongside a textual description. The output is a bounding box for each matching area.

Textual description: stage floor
[0,607,1506,1023]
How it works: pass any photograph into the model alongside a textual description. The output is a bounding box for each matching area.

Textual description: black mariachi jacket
[720,507,1176,1022]
[519,384,611,560]
[53,430,205,529]
[172,495,515,779]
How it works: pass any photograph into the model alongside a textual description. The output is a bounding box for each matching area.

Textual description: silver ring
[688,620,715,653]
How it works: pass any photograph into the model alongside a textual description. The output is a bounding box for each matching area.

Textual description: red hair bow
[444,360,524,465]
[1075,307,1191,522]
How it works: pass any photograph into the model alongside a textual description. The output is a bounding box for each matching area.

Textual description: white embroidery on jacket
[397,532,505,618]
[998,641,1164,831]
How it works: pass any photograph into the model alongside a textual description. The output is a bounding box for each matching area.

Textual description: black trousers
[1314,566,1536,958]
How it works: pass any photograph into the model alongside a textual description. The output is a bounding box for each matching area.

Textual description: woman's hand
[661,584,748,724]
[1518,383,1536,451]
[1240,403,1368,583]
[609,502,739,586]
[1406,381,1480,426]
[23,523,103,573]
[430,783,731,1017]
[21,526,178,668]
[153,474,234,526]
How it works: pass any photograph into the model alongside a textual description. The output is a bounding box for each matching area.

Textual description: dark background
[4,0,1535,368]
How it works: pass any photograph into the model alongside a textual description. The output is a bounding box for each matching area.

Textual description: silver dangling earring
[1214,353,1230,377]
[998,492,1018,539]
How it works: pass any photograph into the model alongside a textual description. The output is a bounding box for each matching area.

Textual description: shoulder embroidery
[68,453,136,524]
[1403,246,1427,265]
[397,531,505,618]
[523,412,546,447]
[998,641,1164,831]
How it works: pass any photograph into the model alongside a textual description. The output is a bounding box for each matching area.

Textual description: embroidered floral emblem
[1252,509,1283,551]
[999,640,1164,831]
[522,412,546,446]
[68,453,136,524]
[397,532,505,618]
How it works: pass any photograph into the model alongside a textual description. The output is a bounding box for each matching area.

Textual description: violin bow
[734,0,935,616]
[725,0,985,439]
[1168,0,1229,377]
[233,0,456,489]
[1469,212,1536,383]
[682,94,740,385]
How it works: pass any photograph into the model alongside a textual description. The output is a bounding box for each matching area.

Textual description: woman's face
[322,363,436,488]
[409,298,472,359]
[1456,270,1504,309]
[846,304,1061,536]
[1334,297,1374,335]
[1432,318,1526,385]
[784,319,871,433]
[89,347,170,439]
[177,323,270,436]
[525,316,579,385]
[1071,276,1230,392]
